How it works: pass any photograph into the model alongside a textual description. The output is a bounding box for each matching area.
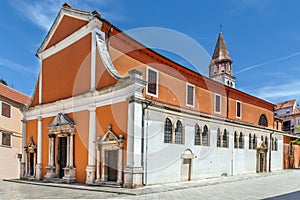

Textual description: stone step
[93,181,123,188]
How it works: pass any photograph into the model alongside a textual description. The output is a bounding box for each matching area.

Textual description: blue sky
[1,0,300,104]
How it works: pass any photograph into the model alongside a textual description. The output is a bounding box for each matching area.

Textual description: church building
[21,4,283,188]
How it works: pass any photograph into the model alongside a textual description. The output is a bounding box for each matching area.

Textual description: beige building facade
[0,83,30,179]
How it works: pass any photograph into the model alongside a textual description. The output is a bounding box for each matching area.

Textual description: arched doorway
[181,149,194,181]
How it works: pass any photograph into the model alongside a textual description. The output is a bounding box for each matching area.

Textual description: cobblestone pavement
[2,170,300,199]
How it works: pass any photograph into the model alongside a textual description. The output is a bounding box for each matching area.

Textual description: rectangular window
[297,118,300,126]
[1,102,11,118]
[2,132,11,146]
[146,67,158,97]
[214,94,221,114]
[282,120,291,131]
[186,83,195,107]
[236,101,242,118]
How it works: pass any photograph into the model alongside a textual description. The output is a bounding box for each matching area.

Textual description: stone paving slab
[4,170,295,196]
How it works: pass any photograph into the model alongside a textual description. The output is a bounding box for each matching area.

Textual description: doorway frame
[256,141,268,173]
[95,125,124,184]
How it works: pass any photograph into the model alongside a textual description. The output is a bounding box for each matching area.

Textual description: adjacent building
[0,83,30,179]
[275,100,300,169]
[21,4,283,188]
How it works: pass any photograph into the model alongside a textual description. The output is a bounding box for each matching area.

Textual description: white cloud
[0,58,36,74]
[235,51,300,75]
[9,0,126,31]
[250,80,300,103]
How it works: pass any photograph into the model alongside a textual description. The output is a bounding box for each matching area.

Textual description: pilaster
[36,116,43,180]
[86,105,96,184]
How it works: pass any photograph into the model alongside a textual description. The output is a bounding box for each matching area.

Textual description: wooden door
[106,150,118,182]
[58,137,67,178]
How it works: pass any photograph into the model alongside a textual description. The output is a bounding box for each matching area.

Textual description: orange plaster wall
[29,77,40,107]
[95,101,128,138]
[42,34,91,104]
[66,111,89,183]
[96,51,118,90]
[26,120,38,147]
[46,16,89,49]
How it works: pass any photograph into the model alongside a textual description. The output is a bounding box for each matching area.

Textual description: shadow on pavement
[264,190,300,200]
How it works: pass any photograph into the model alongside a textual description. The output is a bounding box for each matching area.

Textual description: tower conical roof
[212,32,232,63]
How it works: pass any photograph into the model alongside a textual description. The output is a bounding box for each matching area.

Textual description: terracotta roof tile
[0,83,30,105]
[275,99,296,110]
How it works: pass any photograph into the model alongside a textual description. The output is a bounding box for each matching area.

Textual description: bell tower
[209,31,236,88]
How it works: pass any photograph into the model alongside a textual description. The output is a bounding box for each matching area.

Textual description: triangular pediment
[37,5,92,55]
[48,113,75,128]
[26,136,37,150]
[100,125,124,143]
[257,141,268,151]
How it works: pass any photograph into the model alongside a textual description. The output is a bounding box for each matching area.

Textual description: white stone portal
[95,125,124,185]
[44,113,76,183]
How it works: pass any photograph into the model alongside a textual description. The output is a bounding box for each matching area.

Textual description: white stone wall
[143,108,283,185]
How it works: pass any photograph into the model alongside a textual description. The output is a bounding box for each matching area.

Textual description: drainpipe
[269,131,273,172]
[141,100,152,185]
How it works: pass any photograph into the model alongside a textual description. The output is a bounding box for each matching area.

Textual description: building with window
[0,83,30,179]
[275,100,300,169]
[21,4,283,188]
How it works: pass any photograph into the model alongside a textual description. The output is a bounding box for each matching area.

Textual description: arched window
[217,128,221,147]
[239,132,244,149]
[265,136,268,148]
[253,134,257,149]
[175,120,183,144]
[234,131,238,148]
[272,137,275,151]
[249,133,252,149]
[202,125,209,146]
[164,118,172,143]
[223,129,228,148]
[194,124,201,145]
[259,114,268,127]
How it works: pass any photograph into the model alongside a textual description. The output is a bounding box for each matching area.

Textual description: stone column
[86,106,96,184]
[36,116,42,180]
[124,98,144,188]
[20,119,26,178]
[66,135,70,167]
[45,135,55,178]
[100,148,105,181]
[96,137,101,182]
[70,134,74,167]
[63,133,76,183]
[117,141,124,184]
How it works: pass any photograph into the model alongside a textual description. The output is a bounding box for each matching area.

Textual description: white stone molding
[24,136,37,178]
[95,32,123,79]
[35,116,43,180]
[25,70,146,121]
[86,105,96,184]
